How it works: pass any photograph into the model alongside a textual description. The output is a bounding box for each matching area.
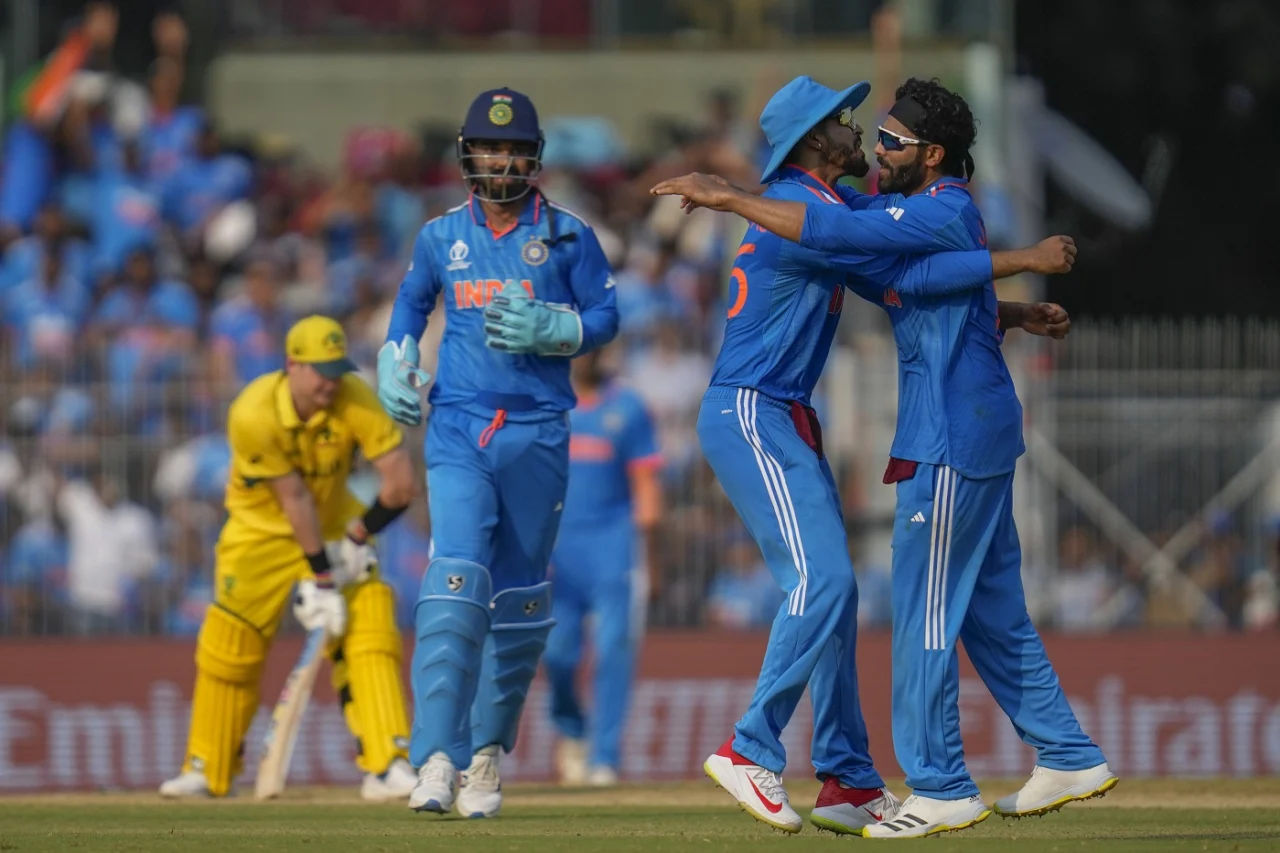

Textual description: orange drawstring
[478,409,507,448]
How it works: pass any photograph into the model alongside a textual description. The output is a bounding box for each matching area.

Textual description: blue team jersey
[709,167,995,406]
[561,383,661,528]
[140,107,204,190]
[163,154,252,231]
[387,193,618,418]
[210,296,291,387]
[803,178,1023,478]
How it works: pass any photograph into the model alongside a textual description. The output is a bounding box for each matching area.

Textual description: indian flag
[492,94,513,104]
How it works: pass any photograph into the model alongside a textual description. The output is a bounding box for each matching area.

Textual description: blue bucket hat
[758,76,871,184]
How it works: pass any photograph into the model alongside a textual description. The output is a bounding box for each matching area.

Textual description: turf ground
[2,779,1279,852]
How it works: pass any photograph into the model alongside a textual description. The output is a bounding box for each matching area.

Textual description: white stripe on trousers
[925,466,957,650]
[734,389,809,616]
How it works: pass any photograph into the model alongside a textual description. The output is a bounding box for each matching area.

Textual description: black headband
[887,96,928,136]
[886,95,975,179]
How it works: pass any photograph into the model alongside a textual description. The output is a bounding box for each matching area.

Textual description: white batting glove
[293,579,347,637]
[325,536,378,588]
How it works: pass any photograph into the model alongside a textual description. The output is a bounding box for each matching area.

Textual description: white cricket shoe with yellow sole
[993,763,1118,818]
[703,739,802,834]
[862,793,991,838]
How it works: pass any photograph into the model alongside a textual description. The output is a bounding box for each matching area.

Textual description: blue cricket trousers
[409,403,569,768]
[697,386,882,789]
[423,404,570,592]
[891,463,1105,799]
[543,514,640,771]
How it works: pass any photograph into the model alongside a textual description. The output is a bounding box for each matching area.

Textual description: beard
[822,132,870,179]
[878,147,927,194]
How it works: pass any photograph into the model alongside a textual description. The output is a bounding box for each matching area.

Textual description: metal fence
[2,316,1278,638]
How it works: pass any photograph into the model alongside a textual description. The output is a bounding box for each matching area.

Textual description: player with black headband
[654,77,1114,838]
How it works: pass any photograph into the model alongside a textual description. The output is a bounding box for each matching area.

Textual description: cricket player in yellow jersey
[160,316,422,801]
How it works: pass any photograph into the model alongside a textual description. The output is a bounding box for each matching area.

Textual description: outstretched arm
[652,173,1078,277]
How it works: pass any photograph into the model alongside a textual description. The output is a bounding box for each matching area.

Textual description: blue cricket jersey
[801,178,1024,478]
[387,193,619,420]
[709,166,996,406]
[561,383,662,528]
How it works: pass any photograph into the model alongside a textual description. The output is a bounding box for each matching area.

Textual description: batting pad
[188,605,267,796]
[337,580,410,775]
[471,581,555,754]
[410,558,493,769]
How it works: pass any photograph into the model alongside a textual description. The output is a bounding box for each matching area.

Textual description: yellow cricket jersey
[222,371,404,541]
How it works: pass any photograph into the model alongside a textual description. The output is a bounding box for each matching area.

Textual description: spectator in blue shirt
[87,246,199,427]
[1,205,92,294]
[139,57,204,196]
[209,254,291,393]
[162,120,252,253]
[92,142,162,281]
[3,241,91,370]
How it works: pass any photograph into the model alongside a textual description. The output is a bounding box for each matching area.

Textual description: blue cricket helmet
[457,87,544,202]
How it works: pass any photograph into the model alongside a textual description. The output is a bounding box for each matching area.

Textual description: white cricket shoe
[993,763,1118,818]
[862,793,991,838]
[361,758,418,802]
[809,777,902,835]
[408,752,457,813]
[159,770,216,798]
[457,745,503,818]
[556,737,587,786]
[703,739,802,834]
[585,766,618,787]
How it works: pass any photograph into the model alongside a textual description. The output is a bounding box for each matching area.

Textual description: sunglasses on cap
[877,125,931,151]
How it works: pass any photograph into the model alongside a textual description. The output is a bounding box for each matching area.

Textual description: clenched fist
[1026,235,1078,275]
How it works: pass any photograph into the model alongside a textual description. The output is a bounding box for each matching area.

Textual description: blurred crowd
[1,5,1277,639]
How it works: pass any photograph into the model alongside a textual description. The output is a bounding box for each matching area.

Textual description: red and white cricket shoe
[703,739,802,834]
[809,777,903,834]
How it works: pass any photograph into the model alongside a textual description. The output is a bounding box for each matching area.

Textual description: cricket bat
[254,626,327,800]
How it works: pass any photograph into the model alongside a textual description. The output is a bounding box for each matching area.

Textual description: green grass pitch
[2,779,1279,852]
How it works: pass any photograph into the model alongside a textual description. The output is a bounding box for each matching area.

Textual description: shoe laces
[463,752,501,793]
[746,767,787,803]
[420,755,454,786]
[879,789,904,819]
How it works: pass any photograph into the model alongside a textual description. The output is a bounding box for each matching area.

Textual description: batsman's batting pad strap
[342,580,403,660]
[888,96,929,137]
[411,558,494,769]
[362,497,408,537]
[196,605,268,683]
[471,581,555,753]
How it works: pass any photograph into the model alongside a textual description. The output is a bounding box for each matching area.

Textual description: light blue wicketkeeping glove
[483,280,583,356]
[376,336,431,425]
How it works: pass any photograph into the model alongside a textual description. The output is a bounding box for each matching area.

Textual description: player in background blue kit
[648,76,1075,836]
[655,78,1113,839]
[543,345,663,788]
[376,87,618,819]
